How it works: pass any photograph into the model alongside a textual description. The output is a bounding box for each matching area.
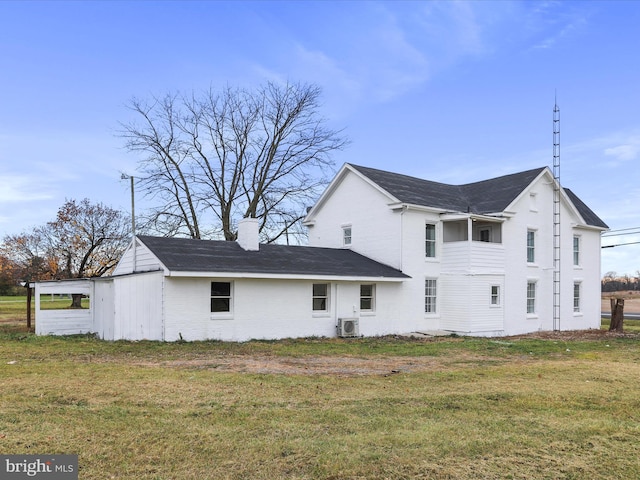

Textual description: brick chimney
[237,218,259,251]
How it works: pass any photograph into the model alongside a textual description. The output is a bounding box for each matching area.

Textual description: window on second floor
[527,230,535,263]
[573,236,580,266]
[479,227,492,243]
[425,224,436,257]
[343,226,352,246]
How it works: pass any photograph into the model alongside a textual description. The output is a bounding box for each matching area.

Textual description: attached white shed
[35,219,410,341]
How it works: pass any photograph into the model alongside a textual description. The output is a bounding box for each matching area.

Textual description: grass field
[1,311,640,479]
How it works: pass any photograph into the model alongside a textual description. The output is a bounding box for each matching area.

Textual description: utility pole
[121,173,136,272]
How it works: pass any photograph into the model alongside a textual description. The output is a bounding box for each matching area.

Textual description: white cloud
[604,141,640,162]
[0,174,56,204]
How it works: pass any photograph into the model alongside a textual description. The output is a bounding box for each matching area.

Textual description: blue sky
[1,0,639,276]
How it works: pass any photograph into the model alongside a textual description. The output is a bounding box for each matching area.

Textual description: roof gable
[136,236,409,279]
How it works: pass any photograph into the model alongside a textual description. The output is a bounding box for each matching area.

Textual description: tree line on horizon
[601,272,640,293]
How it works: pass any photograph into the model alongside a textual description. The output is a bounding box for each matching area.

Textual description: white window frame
[573,235,580,266]
[360,284,376,312]
[490,285,500,306]
[211,281,233,316]
[573,282,581,313]
[343,226,352,246]
[526,281,536,314]
[425,278,437,314]
[425,223,436,258]
[527,230,536,263]
[312,283,330,312]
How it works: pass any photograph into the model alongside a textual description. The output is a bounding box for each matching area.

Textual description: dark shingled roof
[350,164,545,213]
[137,236,409,278]
[349,164,608,228]
[564,188,608,229]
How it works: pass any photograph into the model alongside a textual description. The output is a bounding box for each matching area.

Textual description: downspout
[400,205,408,271]
[334,282,339,326]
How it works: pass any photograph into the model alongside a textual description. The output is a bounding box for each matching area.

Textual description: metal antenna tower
[552,97,561,331]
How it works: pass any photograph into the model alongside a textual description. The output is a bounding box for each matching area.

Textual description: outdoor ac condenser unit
[337,318,359,338]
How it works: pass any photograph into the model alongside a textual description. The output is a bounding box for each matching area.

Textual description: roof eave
[165,271,409,281]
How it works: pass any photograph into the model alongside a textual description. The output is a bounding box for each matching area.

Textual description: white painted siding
[112,271,164,340]
[440,274,470,331]
[307,171,403,269]
[93,279,114,340]
[112,238,163,275]
[162,277,409,342]
[441,274,504,333]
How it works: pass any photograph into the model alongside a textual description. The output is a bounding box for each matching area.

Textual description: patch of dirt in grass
[130,353,492,377]
[125,329,640,375]
[507,329,639,341]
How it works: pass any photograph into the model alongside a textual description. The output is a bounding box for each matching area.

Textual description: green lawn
[1,324,639,479]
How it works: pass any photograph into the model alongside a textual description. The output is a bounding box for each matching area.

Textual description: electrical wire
[602,231,640,238]
[604,226,640,233]
[602,240,640,248]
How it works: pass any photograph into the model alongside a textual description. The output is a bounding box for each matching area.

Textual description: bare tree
[120,82,348,242]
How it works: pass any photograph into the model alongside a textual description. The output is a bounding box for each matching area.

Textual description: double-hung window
[527,230,535,263]
[573,236,580,266]
[211,282,232,313]
[490,285,500,306]
[425,279,437,313]
[526,281,536,314]
[573,282,581,312]
[425,224,436,258]
[360,284,375,312]
[312,283,329,312]
[343,226,352,246]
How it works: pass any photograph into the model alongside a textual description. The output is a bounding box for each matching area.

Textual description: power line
[602,240,640,248]
[605,226,640,234]
[602,230,640,238]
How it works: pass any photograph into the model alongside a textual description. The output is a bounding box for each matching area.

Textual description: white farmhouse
[35,163,607,341]
[304,164,607,336]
